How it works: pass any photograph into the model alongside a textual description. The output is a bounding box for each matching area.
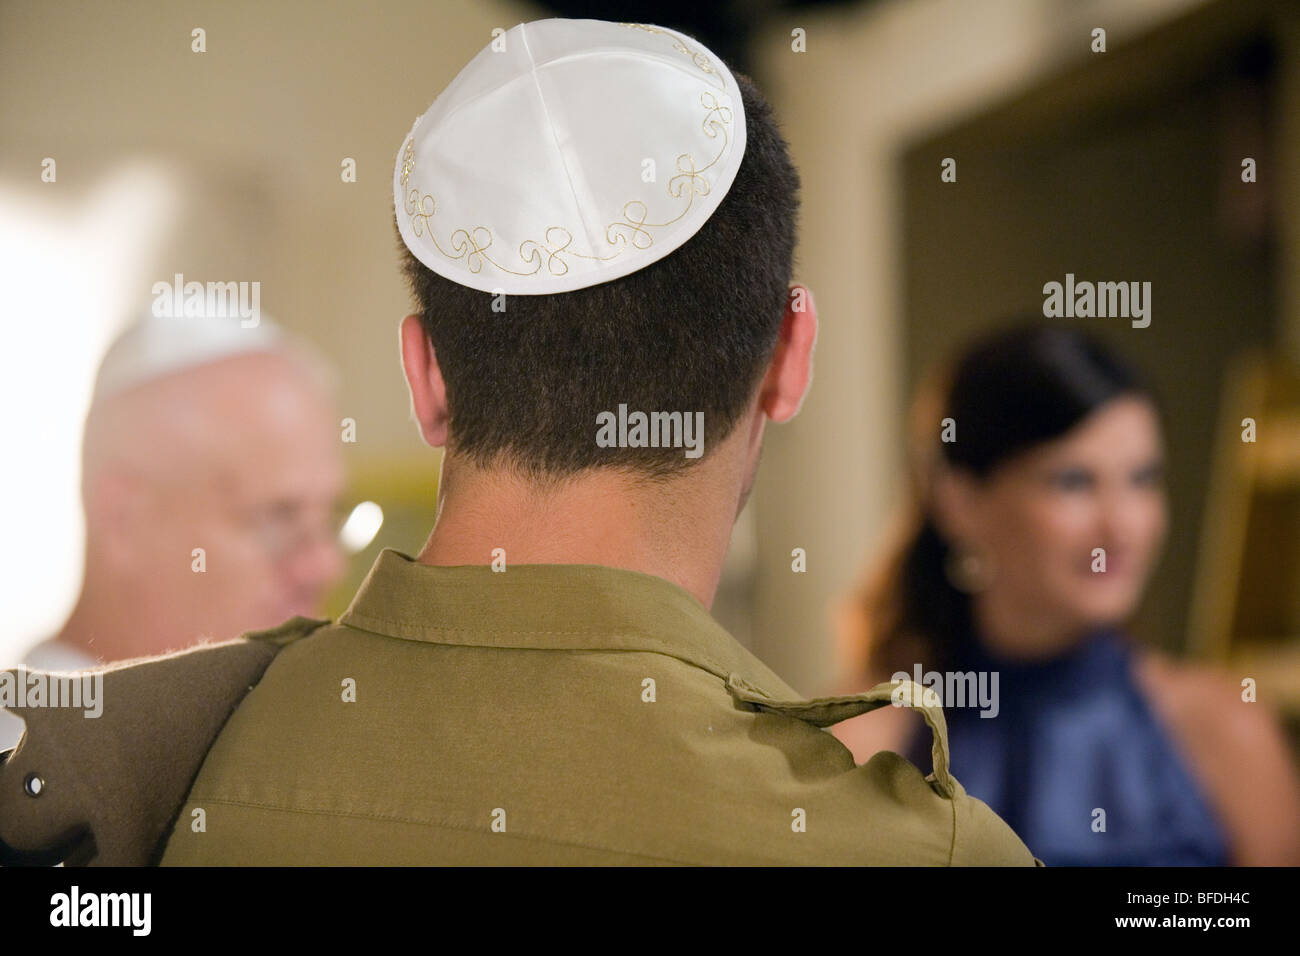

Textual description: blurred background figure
[0,312,348,748]
[833,322,1300,865]
[34,313,348,669]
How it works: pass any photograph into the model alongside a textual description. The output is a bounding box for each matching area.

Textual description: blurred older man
[23,314,347,670]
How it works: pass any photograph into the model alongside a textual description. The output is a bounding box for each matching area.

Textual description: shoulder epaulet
[725,674,957,798]
[243,614,332,649]
[0,617,330,867]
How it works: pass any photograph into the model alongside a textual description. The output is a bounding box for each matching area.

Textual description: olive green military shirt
[161,549,1041,865]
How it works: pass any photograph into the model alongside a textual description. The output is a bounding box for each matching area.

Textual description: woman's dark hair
[848,319,1161,679]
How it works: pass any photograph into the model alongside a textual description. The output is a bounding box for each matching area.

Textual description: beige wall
[0,0,550,454]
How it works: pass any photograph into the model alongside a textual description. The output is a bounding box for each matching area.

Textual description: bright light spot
[339,501,383,553]
[0,162,179,663]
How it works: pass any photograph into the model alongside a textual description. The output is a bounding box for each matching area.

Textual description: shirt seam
[424,47,718,145]
[337,615,747,690]
[947,792,958,866]
[518,24,601,257]
[345,612,641,636]
[178,795,708,865]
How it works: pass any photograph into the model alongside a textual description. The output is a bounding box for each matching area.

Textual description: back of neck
[417,457,739,610]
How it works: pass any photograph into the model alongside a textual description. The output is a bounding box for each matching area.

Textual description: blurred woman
[834,322,1300,865]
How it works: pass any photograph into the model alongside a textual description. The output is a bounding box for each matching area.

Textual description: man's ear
[758,284,818,423]
[399,314,449,448]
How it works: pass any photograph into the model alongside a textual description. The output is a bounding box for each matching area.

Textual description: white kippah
[90,313,288,404]
[393,19,747,295]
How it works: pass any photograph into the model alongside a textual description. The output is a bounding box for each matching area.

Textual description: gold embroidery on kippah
[520,226,625,276]
[607,91,731,245]
[405,191,435,237]
[619,22,722,90]
[404,49,736,283]
[400,137,415,187]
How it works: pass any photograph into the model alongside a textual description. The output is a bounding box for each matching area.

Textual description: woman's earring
[944,545,994,593]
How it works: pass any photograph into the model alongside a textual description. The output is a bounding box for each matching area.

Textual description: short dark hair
[397,72,800,480]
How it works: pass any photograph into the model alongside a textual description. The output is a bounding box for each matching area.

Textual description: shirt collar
[338,548,794,696]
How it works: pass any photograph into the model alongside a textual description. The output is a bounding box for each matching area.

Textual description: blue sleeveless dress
[902,629,1231,865]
